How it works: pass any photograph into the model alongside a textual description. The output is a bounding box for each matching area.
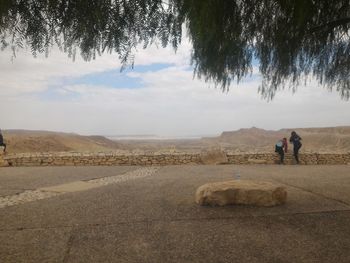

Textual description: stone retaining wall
[1,152,201,167]
[1,151,349,167]
[226,153,350,165]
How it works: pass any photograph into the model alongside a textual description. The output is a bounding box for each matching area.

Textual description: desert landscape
[2,126,350,154]
[1,2,350,262]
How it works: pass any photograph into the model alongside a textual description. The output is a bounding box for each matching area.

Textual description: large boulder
[195,180,287,207]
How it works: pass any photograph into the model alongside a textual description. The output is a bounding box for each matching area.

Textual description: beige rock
[0,159,9,167]
[0,154,9,167]
[195,180,287,207]
[200,149,228,164]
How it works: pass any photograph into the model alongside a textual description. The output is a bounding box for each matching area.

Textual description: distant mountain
[202,126,350,153]
[2,126,350,154]
[2,130,126,153]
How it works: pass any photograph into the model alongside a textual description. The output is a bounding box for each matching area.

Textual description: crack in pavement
[62,229,75,263]
[270,178,350,207]
[1,209,349,233]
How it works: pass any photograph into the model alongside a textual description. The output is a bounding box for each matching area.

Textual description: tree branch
[310,17,350,33]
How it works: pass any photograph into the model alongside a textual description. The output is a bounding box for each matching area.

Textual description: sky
[0,37,349,137]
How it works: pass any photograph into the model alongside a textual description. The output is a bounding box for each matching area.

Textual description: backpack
[276,140,283,147]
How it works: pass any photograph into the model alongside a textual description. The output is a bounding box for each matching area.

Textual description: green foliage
[0,0,182,64]
[0,0,349,99]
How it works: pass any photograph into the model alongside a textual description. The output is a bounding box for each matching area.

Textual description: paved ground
[0,165,350,262]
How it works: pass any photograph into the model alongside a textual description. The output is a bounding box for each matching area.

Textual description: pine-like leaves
[0,0,349,99]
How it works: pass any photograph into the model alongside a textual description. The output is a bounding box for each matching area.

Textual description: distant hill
[2,130,126,153]
[2,126,350,154]
[202,126,350,153]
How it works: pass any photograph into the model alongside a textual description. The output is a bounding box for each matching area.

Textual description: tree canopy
[1,0,349,99]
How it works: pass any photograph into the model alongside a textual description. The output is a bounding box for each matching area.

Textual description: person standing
[275,138,287,164]
[289,131,302,164]
[0,130,6,153]
[282,137,288,153]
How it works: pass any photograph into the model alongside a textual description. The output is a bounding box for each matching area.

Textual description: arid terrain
[2,130,126,154]
[203,126,350,153]
[2,126,350,153]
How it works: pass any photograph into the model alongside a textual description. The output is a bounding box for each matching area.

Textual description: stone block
[200,149,228,164]
[195,180,287,207]
[0,158,9,167]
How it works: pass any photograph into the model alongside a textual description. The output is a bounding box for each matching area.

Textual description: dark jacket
[0,134,3,144]
[289,133,302,147]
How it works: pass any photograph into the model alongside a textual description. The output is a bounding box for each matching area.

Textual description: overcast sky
[0,38,349,137]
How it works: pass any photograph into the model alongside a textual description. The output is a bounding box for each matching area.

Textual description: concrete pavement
[1,165,350,262]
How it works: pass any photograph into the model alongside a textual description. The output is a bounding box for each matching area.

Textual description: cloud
[0,48,120,97]
[0,36,192,97]
[0,39,349,136]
